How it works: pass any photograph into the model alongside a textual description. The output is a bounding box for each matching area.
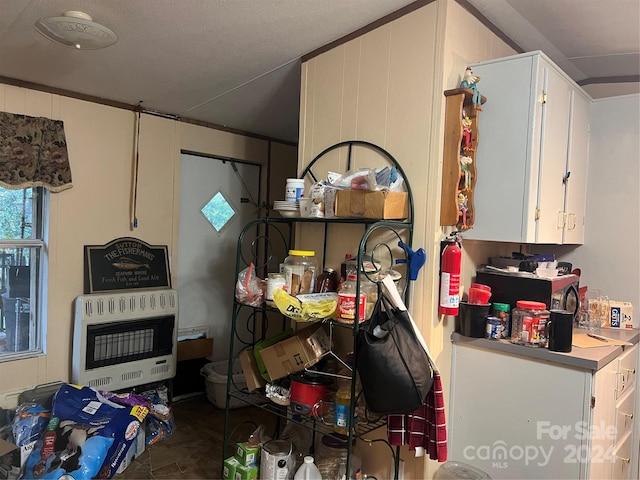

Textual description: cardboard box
[177,337,213,362]
[0,438,35,475]
[0,438,19,476]
[223,456,240,479]
[235,441,260,466]
[235,464,259,480]
[605,301,634,329]
[258,323,330,380]
[325,187,408,219]
[253,329,294,381]
[239,349,266,391]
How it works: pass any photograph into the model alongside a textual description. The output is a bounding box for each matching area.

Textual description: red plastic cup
[468,286,491,304]
[470,283,491,292]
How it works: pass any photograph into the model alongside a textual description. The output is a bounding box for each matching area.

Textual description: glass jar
[315,434,361,480]
[341,254,356,282]
[361,279,378,321]
[266,272,286,303]
[283,250,318,296]
[491,302,511,339]
[511,300,550,347]
[314,267,339,293]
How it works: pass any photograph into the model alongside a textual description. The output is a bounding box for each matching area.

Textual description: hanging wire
[130,104,142,229]
[358,434,397,477]
[229,161,259,207]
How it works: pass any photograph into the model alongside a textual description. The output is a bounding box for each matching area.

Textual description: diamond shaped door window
[202,191,236,232]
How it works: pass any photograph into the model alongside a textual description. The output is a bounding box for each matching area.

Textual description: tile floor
[115,394,277,480]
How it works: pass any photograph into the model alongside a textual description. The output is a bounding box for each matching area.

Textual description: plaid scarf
[387,372,447,461]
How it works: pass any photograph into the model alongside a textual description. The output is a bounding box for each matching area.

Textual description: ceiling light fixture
[34,11,117,50]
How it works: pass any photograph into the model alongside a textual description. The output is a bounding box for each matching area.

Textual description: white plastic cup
[298,197,313,217]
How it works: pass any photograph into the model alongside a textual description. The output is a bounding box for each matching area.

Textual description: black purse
[356,292,433,415]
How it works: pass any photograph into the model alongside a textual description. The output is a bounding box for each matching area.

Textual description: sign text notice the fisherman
[84,237,171,293]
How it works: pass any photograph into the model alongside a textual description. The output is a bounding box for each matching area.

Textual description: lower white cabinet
[589,345,637,480]
[449,340,638,479]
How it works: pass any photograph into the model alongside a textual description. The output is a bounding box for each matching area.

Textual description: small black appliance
[475,269,580,315]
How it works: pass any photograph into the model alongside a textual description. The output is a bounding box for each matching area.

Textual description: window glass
[201,191,236,232]
[0,188,33,239]
[0,186,46,358]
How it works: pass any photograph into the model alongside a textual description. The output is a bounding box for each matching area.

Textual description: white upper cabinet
[462,51,591,244]
[563,90,590,244]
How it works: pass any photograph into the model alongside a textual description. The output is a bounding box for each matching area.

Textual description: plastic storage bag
[235,263,264,306]
[22,384,149,480]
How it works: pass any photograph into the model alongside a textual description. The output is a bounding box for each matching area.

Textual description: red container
[468,287,492,304]
[470,283,491,292]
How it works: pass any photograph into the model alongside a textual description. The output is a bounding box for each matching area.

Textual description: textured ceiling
[0,0,418,142]
[468,0,640,86]
[0,0,638,143]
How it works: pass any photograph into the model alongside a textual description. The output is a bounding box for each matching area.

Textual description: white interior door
[177,152,261,362]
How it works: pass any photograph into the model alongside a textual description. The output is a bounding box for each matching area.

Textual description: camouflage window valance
[0,111,73,192]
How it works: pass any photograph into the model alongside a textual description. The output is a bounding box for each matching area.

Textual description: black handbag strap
[361,289,399,333]
[379,291,397,314]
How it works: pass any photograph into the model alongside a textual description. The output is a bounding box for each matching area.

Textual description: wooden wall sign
[84,237,171,293]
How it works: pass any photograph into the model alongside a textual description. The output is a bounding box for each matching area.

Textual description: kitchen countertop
[451,327,640,371]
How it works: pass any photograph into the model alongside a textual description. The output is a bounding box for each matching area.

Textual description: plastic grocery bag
[273,289,337,321]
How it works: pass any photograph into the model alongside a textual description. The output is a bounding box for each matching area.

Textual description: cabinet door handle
[625,368,636,374]
[622,412,633,419]
[557,211,566,228]
[616,456,630,464]
[615,372,626,394]
[567,213,576,230]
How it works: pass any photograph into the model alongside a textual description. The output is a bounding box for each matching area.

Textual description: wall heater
[72,289,178,392]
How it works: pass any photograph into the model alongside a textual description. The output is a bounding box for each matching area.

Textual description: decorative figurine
[460,155,473,190]
[461,114,474,152]
[457,191,468,228]
[460,66,482,110]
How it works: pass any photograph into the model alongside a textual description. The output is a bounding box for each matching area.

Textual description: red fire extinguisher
[439,233,462,316]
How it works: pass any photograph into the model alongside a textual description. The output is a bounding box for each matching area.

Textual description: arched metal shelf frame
[224,141,416,480]
[300,140,415,226]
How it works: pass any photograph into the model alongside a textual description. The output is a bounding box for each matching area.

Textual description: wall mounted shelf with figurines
[440,67,486,230]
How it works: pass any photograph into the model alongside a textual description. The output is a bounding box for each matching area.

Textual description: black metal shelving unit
[222,141,415,480]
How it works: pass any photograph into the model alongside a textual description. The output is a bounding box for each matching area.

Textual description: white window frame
[0,187,48,361]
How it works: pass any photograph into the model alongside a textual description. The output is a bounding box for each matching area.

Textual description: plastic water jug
[294,456,322,480]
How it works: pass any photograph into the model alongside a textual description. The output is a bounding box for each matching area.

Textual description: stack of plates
[273,200,299,217]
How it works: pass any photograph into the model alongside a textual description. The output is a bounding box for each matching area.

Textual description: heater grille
[86,317,174,369]
[72,289,178,391]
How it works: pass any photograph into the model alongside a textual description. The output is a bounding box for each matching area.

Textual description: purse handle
[381,275,440,375]
[362,289,396,331]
